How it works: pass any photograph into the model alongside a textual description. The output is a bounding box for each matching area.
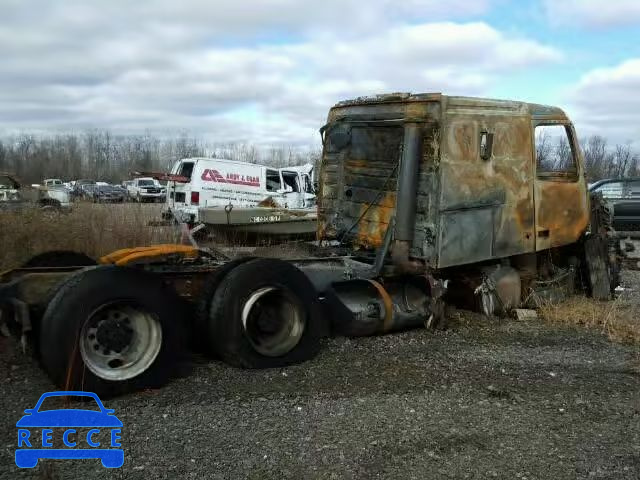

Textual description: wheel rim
[79,302,162,381]
[241,287,305,357]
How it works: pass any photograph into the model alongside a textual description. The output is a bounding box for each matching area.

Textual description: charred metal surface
[319,93,590,270]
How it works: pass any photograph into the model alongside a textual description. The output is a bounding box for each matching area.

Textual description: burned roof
[333,92,568,120]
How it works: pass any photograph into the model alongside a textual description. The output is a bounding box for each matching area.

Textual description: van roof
[179,157,264,168]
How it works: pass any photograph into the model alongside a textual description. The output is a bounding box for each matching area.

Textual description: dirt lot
[1,270,638,479]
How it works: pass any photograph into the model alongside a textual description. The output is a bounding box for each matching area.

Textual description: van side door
[532,122,589,251]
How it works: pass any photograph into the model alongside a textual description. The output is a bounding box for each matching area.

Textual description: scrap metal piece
[99,244,199,266]
[425,275,448,329]
[514,309,538,321]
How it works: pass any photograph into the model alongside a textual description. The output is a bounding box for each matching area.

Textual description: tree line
[0,130,636,184]
[0,131,321,184]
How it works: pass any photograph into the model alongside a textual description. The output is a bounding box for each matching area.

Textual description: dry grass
[539,294,640,345]
[0,203,178,270]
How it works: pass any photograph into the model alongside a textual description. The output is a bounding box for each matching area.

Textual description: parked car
[121,181,133,201]
[72,179,96,199]
[92,184,126,203]
[113,184,129,199]
[77,184,97,201]
[589,178,640,231]
[127,177,166,203]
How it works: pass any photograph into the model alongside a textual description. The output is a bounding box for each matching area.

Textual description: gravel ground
[1,276,639,479]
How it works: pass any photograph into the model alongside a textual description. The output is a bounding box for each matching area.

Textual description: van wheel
[39,266,185,397]
[207,258,324,368]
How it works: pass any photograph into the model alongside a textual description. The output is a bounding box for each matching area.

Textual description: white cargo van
[164,158,315,223]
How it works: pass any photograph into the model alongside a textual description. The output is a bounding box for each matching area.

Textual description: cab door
[533,122,589,251]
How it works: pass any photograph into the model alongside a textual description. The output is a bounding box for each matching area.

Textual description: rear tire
[194,257,255,354]
[207,258,324,368]
[39,266,186,397]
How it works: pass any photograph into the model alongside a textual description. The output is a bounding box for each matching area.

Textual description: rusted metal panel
[534,180,589,250]
[438,113,535,267]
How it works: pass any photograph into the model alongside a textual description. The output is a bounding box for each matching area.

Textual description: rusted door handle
[537,229,550,238]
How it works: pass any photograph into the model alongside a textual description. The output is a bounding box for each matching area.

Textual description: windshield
[139,179,154,186]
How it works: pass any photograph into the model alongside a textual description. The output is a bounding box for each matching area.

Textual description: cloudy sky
[1,0,639,147]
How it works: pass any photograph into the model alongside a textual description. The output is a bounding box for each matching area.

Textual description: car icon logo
[16,391,123,468]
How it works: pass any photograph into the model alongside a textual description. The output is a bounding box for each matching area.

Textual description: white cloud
[0,1,561,145]
[543,0,640,28]
[568,59,640,146]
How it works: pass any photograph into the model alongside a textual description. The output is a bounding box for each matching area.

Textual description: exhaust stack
[391,122,423,273]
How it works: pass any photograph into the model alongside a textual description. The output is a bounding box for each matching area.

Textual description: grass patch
[539,295,640,345]
[0,203,178,270]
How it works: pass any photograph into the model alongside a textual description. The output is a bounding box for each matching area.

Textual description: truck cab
[319,93,590,269]
[43,179,64,188]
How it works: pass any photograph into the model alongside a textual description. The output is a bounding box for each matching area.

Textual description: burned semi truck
[0,93,618,397]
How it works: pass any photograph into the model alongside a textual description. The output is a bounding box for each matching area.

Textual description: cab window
[535,125,578,177]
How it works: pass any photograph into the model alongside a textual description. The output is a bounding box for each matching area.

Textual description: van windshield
[282,171,300,192]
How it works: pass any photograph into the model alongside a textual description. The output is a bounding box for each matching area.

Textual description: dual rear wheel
[37,256,322,397]
[197,258,324,368]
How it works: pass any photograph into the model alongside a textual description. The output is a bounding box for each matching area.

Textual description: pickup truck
[1,173,71,210]
[589,178,640,231]
[127,177,166,203]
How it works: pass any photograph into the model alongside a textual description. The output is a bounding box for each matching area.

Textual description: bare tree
[582,135,608,180]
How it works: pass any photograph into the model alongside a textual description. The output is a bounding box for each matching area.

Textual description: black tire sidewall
[39,266,185,397]
[209,258,324,368]
[193,257,255,354]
